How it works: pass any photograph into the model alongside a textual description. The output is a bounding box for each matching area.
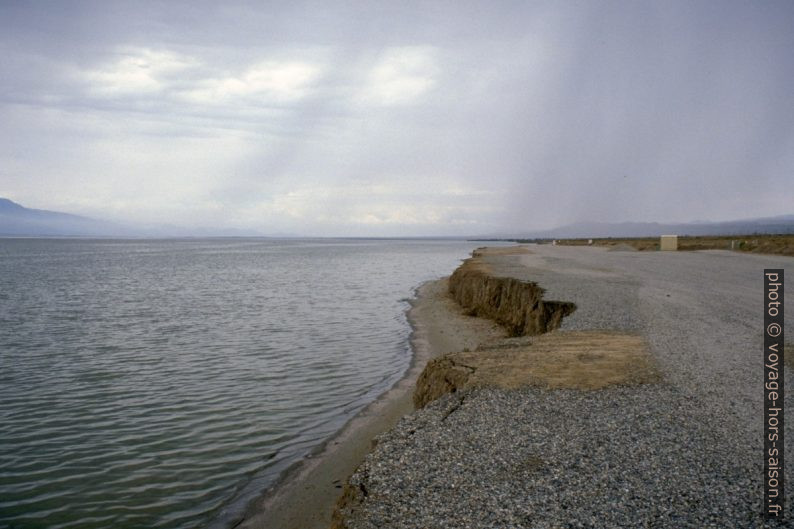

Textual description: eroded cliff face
[411,248,665,410]
[411,247,581,409]
[447,249,576,337]
[413,355,477,409]
[332,247,666,528]
[332,247,584,528]
[414,331,660,408]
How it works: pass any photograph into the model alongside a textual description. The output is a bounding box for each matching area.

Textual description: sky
[1,0,793,237]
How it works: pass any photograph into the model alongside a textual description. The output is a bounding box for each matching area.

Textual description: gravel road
[339,245,793,528]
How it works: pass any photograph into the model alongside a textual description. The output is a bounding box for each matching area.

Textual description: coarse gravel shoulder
[339,245,793,528]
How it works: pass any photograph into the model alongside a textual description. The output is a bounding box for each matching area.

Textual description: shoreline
[332,245,794,527]
[236,277,505,529]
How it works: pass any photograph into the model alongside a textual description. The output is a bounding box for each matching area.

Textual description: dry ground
[414,330,662,408]
[552,234,794,256]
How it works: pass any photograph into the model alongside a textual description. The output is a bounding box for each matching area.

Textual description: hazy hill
[0,198,134,236]
[0,198,262,237]
[3,196,793,239]
[497,216,794,240]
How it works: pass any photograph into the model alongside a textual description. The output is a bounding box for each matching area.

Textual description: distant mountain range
[538,217,794,238]
[2,196,793,238]
[0,198,261,237]
[498,215,794,240]
[0,197,134,237]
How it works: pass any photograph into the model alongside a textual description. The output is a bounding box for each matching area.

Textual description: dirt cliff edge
[448,248,576,336]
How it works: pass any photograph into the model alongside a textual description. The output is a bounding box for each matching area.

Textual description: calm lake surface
[0,238,487,529]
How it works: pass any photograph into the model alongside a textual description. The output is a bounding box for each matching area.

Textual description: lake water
[0,238,486,529]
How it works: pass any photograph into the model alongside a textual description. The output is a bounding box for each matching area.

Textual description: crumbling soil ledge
[331,246,666,528]
[332,246,591,528]
[414,330,662,408]
[331,245,793,529]
[448,247,576,336]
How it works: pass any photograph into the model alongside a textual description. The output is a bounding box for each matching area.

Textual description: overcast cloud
[1,1,792,236]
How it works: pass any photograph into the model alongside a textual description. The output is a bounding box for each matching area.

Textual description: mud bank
[414,248,663,409]
[332,244,794,529]
[238,278,504,529]
[448,247,576,336]
[332,246,594,527]
[414,330,661,408]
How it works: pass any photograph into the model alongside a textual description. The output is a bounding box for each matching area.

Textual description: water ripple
[0,238,483,529]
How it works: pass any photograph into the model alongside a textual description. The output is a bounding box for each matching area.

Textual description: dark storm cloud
[1,1,792,235]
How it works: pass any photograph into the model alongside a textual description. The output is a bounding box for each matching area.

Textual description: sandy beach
[243,244,793,528]
[237,278,506,529]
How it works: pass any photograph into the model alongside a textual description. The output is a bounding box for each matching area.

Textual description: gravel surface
[339,246,793,528]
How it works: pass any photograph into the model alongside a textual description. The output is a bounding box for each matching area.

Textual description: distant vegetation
[551,234,794,257]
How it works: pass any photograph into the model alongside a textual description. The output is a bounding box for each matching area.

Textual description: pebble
[338,247,794,528]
